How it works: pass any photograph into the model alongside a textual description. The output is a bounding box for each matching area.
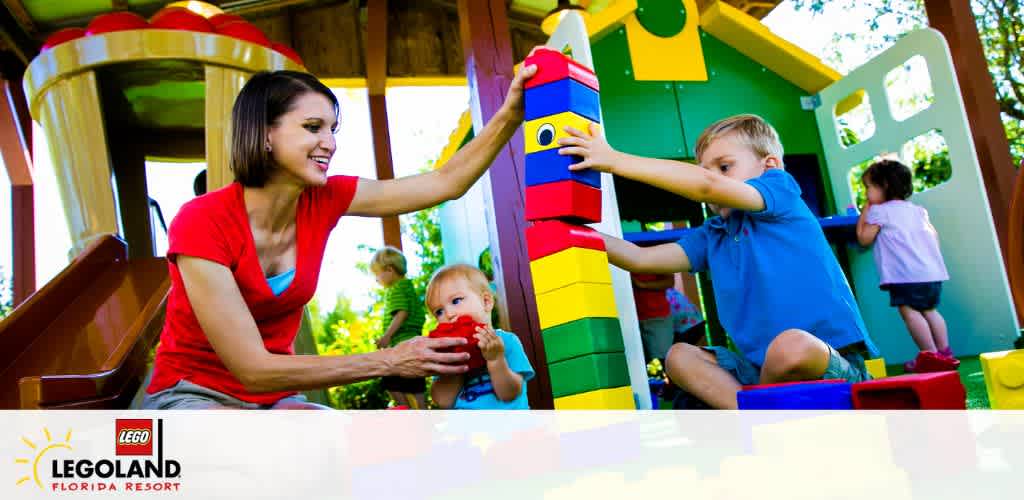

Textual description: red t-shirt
[147,176,358,404]
[632,273,671,320]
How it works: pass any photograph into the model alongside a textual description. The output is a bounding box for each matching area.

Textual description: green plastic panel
[592,27,689,159]
[548,352,631,398]
[542,317,625,364]
[24,0,166,25]
[636,0,686,38]
[676,32,829,198]
[814,28,1020,359]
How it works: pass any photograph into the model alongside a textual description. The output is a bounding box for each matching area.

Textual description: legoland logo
[116,419,153,456]
[14,419,181,493]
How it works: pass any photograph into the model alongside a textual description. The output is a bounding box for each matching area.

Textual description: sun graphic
[15,427,73,489]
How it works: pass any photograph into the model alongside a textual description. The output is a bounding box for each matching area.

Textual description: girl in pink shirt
[856,159,956,373]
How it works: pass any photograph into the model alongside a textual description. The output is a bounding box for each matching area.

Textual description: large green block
[542,317,625,364]
[548,352,631,398]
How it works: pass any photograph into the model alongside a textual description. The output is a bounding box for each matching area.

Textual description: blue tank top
[266,269,295,296]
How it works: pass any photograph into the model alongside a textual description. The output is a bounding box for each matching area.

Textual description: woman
[143,65,536,409]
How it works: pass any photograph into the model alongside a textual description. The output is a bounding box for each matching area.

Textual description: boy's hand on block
[557,123,620,174]
[428,316,487,370]
[475,325,505,363]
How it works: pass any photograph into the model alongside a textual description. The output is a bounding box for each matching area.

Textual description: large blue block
[525,148,601,188]
[525,78,601,122]
[737,381,854,410]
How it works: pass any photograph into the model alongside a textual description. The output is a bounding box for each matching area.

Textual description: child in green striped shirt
[372,246,427,409]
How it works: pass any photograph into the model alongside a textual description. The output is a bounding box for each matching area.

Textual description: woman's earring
[266,144,272,153]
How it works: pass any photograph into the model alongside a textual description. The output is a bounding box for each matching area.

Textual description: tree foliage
[0,266,12,319]
[793,0,1022,164]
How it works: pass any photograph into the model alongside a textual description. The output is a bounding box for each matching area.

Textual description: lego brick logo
[115,419,153,456]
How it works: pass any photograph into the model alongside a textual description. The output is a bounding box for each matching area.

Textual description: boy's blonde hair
[695,114,784,166]
[425,264,492,311]
[370,246,407,275]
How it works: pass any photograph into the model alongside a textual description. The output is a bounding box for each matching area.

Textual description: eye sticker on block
[524,112,594,154]
[537,123,556,147]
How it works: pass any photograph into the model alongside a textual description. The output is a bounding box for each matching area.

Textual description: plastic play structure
[1,0,1022,409]
[0,4,303,408]
[437,0,1022,408]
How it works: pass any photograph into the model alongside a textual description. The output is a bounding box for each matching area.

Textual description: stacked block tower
[522,48,635,409]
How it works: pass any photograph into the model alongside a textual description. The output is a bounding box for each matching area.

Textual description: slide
[0,235,169,409]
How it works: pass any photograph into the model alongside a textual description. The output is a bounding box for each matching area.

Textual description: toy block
[525,220,605,261]
[980,349,1024,409]
[548,352,631,398]
[525,180,601,223]
[542,317,624,364]
[525,78,601,122]
[865,358,887,379]
[535,282,618,330]
[524,111,595,154]
[737,380,853,410]
[529,247,611,294]
[554,385,635,410]
[428,315,486,370]
[523,47,600,91]
[525,148,601,189]
[851,371,966,409]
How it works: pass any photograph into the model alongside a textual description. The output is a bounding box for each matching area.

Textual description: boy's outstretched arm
[559,125,764,212]
[431,374,463,409]
[604,234,691,274]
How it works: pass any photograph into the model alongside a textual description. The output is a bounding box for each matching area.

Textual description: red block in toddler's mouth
[428,315,486,370]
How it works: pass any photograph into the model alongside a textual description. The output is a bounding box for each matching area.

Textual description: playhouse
[0,0,1021,410]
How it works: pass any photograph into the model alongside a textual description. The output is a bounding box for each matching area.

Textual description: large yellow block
[865,358,887,379]
[980,349,1024,409]
[524,111,594,153]
[535,282,618,330]
[554,386,635,410]
[529,247,612,295]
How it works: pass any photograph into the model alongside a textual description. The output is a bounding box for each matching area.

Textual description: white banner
[2,411,1022,499]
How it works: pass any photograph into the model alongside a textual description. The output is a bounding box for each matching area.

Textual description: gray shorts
[639,316,674,363]
[142,380,332,410]
[673,343,871,409]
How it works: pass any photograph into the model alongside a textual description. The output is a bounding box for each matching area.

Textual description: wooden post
[457,0,552,408]
[924,0,1016,263]
[366,0,402,250]
[0,78,34,305]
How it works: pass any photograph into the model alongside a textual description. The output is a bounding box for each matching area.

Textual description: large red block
[525,220,605,261]
[428,315,486,370]
[525,180,601,223]
[851,371,966,409]
[523,47,599,91]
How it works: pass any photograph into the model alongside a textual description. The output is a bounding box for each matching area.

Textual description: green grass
[887,355,990,409]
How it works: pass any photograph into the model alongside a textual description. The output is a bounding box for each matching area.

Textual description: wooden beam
[368,95,403,250]
[0,3,37,64]
[365,0,401,250]
[1,0,36,36]
[457,0,552,409]
[0,78,34,305]
[924,0,1016,267]
[366,0,388,95]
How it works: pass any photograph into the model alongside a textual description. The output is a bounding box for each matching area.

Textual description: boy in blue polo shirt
[557,114,879,409]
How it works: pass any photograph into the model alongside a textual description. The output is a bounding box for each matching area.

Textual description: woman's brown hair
[230,71,339,187]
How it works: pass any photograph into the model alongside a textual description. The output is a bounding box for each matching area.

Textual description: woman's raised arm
[346,65,537,218]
